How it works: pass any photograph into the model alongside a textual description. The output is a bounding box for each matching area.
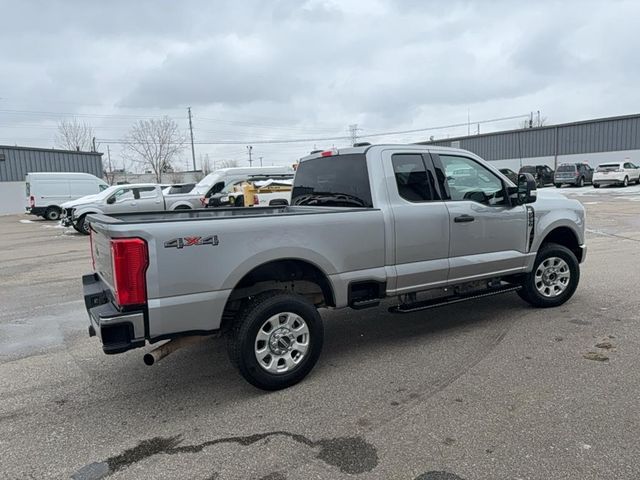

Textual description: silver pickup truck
[61,183,197,234]
[81,144,586,390]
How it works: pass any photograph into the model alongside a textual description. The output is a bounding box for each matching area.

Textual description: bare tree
[218,159,238,169]
[201,153,213,175]
[56,118,96,151]
[123,116,185,183]
[520,115,548,129]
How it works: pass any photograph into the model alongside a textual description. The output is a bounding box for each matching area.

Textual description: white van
[166,166,295,209]
[26,172,109,220]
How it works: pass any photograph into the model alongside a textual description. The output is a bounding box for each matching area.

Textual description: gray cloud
[0,0,639,165]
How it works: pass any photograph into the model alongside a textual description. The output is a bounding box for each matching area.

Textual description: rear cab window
[291,154,373,208]
[391,154,435,202]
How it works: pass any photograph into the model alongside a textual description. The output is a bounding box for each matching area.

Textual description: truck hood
[61,194,101,208]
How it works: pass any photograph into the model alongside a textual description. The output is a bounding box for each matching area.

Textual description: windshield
[90,185,121,200]
[193,174,223,194]
[291,154,373,208]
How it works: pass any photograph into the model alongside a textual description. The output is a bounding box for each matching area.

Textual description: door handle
[454,214,475,223]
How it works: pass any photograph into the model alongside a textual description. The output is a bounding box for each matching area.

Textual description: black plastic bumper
[82,273,146,354]
[26,206,46,216]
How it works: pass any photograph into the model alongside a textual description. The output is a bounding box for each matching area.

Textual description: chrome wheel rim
[254,312,309,374]
[535,257,570,298]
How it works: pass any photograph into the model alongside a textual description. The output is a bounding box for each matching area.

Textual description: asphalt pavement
[1,185,639,479]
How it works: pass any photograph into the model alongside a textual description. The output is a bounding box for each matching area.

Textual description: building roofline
[0,144,103,156]
[418,112,640,145]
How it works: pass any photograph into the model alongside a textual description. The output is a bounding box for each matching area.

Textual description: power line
[97,114,530,145]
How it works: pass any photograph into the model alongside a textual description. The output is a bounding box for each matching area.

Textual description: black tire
[234,196,245,207]
[555,184,562,188]
[75,215,90,235]
[593,183,600,188]
[226,291,324,390]
[518,243,580,308]
[622,176,629,187]
[577,177,585,187]
[44,207,61,221]
[174,205,191,210]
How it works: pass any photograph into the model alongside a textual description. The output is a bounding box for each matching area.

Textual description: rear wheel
[593,183,600,188]
[577,177,585,187]
[555,184,562,188]
[226,291,324,390]
[174,205,191,210]
[518,243,579,308]
[44,207,61,221]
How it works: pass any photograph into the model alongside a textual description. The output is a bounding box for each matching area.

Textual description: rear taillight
[110,238,148,306]
[29,195,35,207]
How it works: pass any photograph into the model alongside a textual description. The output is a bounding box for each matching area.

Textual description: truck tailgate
[91,225,115,292]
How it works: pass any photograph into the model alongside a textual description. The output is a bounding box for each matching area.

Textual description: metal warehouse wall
[420,113,640,162]
[0,145,103,182]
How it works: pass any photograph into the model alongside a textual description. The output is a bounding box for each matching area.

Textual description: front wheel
[555,183,562,188]
[622,176,629,187]
[75,215,90,235]
[518,243,580,308]
[577,177,585,187]
[226,291,324,390]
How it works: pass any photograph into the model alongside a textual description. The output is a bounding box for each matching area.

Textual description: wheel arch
[538,226,583,262]
[221,258,336,331]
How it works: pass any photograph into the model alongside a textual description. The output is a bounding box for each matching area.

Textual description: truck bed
[88,205,369,225]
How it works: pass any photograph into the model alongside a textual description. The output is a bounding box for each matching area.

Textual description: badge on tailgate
[164,235,219,249]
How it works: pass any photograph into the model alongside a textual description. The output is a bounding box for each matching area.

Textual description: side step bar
[389,285,522,314]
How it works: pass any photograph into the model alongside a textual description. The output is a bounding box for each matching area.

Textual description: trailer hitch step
[389,285,522,314]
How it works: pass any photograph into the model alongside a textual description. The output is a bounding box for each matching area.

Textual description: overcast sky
[1,0,639,169]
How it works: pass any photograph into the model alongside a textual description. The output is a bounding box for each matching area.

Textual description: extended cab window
[440,155,505,205]
[112,188,134,202]
[392,154,434,202]
[291,154,373,208]
[137,187,157,199]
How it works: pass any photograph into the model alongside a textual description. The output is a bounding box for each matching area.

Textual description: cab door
[382,150,450,294]
[432,153,529,284]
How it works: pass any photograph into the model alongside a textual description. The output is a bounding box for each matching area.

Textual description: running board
[389,285,522,314]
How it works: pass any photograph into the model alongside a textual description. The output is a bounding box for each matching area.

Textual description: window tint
[292,154,373,208]
[137,187,157,199]
[557,165,576,173]
[440,155,505,205]
[113,188,134,202]
[392,154,434,202]
[624,162,632,169]
[99,184,108,191]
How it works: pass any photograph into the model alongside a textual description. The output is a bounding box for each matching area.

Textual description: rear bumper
[593,174,625,184]
[26,206,46,216]
[83,273,146,354]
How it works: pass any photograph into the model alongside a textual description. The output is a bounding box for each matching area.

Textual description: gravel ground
[1,185,639,479]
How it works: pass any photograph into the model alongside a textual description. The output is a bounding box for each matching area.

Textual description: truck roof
[298,144,470,162]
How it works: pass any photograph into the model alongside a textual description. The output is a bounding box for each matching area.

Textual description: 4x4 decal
[164,235,219,249]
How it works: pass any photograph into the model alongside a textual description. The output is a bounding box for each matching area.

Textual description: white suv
[593,161,640,188]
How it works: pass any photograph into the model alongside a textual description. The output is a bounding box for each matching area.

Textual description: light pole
[246,145,253,166]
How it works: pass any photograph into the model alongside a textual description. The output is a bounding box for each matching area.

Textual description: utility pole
[92,136,96,152]
[188,107,196,170]
[106,145,112,184]
[259,156,263,167]
[246,145,253,166]
[348,124,359,145]
[467,108,470,136]
[536,110,541,127]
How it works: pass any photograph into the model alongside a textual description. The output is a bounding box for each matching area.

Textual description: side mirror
[516,173,537,204]
[106,196,116,205]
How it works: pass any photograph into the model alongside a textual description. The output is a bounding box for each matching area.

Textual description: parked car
[207,174,294,207]
[554,163,594,187]
[592,161,640,188]
[163,183,195,195]
[519,165,555,187]
[25,172,109,221]
[61,183,196,234]
[499,168,518,183]
[167,166,295,209]
[80,144,586,390]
